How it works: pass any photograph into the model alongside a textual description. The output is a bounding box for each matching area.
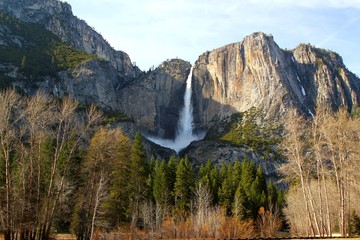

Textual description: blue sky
[64,0,360,76]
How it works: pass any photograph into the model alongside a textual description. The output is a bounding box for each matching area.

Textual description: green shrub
[205,108,282,160]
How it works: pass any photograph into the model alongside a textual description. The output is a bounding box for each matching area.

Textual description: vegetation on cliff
[0,12,95,88]
[205,108,283,161]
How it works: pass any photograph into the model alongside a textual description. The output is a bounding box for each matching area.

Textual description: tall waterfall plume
[174,65,199,150]
[147,65,202,153]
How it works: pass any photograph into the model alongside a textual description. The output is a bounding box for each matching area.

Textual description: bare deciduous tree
[281,107,360,237]
[0,89,102,240]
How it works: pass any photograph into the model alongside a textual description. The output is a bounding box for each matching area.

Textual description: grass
[0,234,76,240]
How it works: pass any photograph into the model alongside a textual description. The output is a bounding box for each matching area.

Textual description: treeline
[0,89,285,240]
[73,132,285,239]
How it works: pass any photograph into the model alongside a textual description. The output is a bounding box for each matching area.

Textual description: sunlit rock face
[0,0,140,77]
[1,0,359,147]
[192,32,360,129]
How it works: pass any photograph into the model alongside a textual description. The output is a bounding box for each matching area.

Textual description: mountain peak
[0,0,73,22]
[244,32,274,42]
[0,0,139,77]
[192,33,360,129]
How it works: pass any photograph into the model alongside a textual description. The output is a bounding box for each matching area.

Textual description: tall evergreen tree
[167,155,179,203]
[232,160,242,187]
[218,162,237,214]
[174,156,194,212]
[198,160,219,203]
[153,160,170,206]
[128,132,149,234]
[267,179,278,206]
[209,165,220,204]
[101,129,132,227]
[129,132,148,198]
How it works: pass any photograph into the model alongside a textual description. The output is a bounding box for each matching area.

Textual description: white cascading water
[147,65,202,153]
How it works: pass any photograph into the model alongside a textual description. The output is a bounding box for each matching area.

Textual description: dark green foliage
[218,163,236,213]
[128,132,149,202]
[152,160,170,206]
[167,155,179,204]
[0,12,95,88]
[174,156,195,212]
[349,211,360,236]
[53,137,85,233]
[0,75,15,89]
[218,177,234,213]
[101,132,132,226]
[198,160,220,204]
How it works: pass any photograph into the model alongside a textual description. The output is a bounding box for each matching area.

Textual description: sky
[64,0,360,76]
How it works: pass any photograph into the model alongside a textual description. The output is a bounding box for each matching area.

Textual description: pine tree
[128,132,149,233]
[257,166,267,195]
[209,164,220,204]
[129,132,148,198]
[240,160,256,193]
[233,184,247,219]
[145,156,156,201]
[167,155,179,203]
[218,177,233,213]
[267,179,278,206]
[232,160,242,187]
[233,159,257,219]
[174,156,194,212]
[198,160,212,182]
[153,160,170,206]
[198,160,223,204]
[218,162,236,214]
[101,129,132,226]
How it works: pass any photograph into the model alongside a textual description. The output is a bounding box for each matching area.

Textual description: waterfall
[146,65,202,153]
[173,65,199,150]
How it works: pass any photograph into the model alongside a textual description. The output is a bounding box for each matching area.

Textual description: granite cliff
[0,0,139,77]
[192,32,360,130]
[0,0,191,139]
[1,0,360,169]
[21,58,191,139]
[117,59,191,139]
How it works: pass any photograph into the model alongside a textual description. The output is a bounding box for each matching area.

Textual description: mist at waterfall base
[146,66,205,153]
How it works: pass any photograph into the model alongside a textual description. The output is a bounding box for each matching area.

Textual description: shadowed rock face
[35,58,191,139]
[0,0,192,138]
[192,32,360,130]
[117,59,192,139]
[1,0,360,154]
